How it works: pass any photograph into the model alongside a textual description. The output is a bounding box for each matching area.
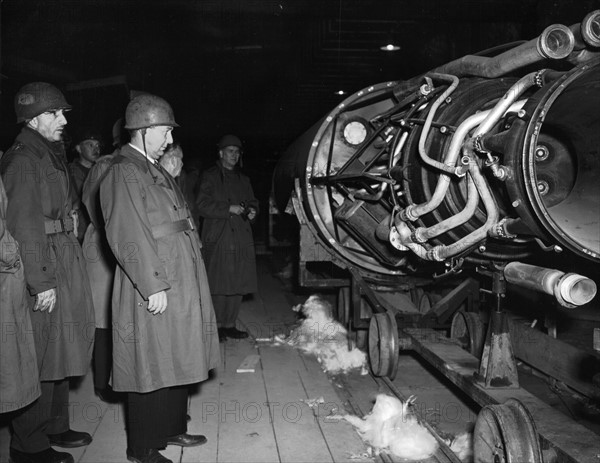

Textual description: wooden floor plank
[77,402,127,463]
[391,354,477,437]
[219,339,280,463]
[182,373,221,463]
[297,352,371,462]
[66,373,110,462]
[260,345,334,463]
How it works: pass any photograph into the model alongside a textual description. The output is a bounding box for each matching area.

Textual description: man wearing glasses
[0,82,95,463]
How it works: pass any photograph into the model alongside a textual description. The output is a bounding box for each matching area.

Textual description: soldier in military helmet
[0,82,95,463]
[69,129,102,193]
[99,93,220,463]
[196,134,259,341]
[68,128,103,240]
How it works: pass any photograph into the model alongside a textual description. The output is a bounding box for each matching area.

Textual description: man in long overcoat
[196,134,259,340]
[0,175,40,413]
[99,94,220,463]
[0,82,95,463]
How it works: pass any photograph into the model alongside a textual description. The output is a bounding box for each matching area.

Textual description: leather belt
[44,218,75,235]
[151,217,195,239]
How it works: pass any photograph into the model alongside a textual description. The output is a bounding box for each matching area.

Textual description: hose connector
[537,24,575,60]
[484,156,510,181]
[489,218,518,239]
[426,246,444,262]
[580,10,600,48]
[534,69,547,88]
[412,227,428,244]
[400,205,419,222]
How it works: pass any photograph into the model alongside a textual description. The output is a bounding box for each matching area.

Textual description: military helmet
[218,134,242,149]
[124,94,179,130]
[14,82,72,123]
[75,127,103,146]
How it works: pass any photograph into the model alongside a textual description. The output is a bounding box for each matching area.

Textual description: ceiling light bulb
[380,43,400,51]
[335,90,346,95]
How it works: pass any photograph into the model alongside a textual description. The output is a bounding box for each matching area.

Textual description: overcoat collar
[119,144,169,185]
[16,126,67,171]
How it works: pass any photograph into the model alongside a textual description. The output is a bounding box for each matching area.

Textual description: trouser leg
[212,294,243,328]
[126,386,188,453]
[212,295,227,327]
[46,379,69,434]
[158,386,188,444]
[93,327,112,390]
[225,295,243,328]
[10,380,69,453]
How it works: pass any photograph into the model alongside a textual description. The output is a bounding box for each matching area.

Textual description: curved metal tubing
[504,261,597,308]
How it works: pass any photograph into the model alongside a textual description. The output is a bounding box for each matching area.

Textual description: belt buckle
[46,221,55,234]
[50,219,64,234]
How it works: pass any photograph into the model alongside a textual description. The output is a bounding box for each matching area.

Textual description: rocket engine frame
[276,10,600,463]
[303,27,599,265]
[286,11,600,310]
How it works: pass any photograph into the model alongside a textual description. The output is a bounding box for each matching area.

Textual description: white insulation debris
[285,295,368,374]
[447,431,473,463]
[343,394,439,461]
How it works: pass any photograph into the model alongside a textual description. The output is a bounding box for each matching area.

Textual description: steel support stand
[476,269,520,388]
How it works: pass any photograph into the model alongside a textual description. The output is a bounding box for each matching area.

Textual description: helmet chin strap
[141,128,159,184]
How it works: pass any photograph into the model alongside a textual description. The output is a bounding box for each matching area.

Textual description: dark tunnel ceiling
[2,0,599,160]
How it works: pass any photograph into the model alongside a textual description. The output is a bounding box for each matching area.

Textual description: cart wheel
[474,398,542,463]
[337,287,350,325]
[368,312,400,380]
[450,310,486,358]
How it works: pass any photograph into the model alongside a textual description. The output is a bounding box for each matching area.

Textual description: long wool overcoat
[0,175,40,413]
[196,162,258,295]
[99,145,220,393]
[0,127,95,381]
[81,155,117,329]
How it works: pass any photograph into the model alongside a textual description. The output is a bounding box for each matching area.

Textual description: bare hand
[148,291,167,314]
[34,288,57,313]
[229,205,245,215]
[247,208,257,221]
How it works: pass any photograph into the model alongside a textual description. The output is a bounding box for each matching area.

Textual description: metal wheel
[450,310,486,358]
[474,398,543,463]
[368,312,400,380]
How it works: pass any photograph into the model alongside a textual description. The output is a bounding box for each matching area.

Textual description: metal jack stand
[476,268,519,388]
